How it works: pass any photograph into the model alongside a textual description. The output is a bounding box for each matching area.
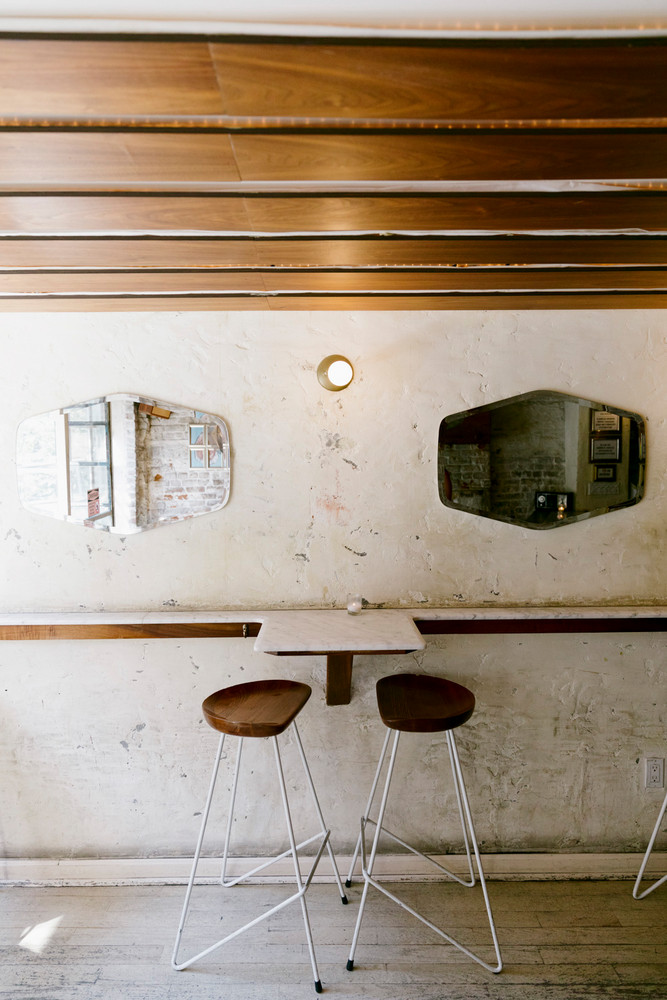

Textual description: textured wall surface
[0,308,665,858]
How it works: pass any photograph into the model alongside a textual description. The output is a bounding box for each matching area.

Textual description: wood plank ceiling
[0,32,666,310]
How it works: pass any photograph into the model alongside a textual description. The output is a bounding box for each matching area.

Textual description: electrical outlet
[645,758,665,789]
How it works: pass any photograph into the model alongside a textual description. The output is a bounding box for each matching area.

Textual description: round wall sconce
[317,355,354,391]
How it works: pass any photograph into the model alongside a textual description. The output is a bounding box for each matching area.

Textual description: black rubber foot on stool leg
[346,959,354,972]
[345,879,352,888]
[341,894,348,904]
[315,980,323,993]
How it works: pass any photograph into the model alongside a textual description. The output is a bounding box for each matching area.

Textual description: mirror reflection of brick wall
[135,407,229,526]
[439,436,491,513]
[490,399,566,521]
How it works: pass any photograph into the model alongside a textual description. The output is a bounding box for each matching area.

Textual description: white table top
[253,609,426,654]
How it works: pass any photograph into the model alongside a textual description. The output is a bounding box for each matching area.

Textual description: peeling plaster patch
[295,553,309,562]
[162,598,178,607]
[342,458,358,469]
[344,546,367,557]
[120,740,129,751]
[549,553,558,560]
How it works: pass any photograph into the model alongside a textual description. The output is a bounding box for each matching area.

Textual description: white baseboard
[1,852,664,886]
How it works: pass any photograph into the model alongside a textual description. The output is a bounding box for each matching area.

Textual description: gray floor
[1,879,666,999]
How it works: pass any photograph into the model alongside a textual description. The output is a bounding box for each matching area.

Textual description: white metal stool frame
[633,788,667,900]
[345,726,502,975]
[172,720,348,993]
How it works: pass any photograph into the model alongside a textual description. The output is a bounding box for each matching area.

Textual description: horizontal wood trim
[415,618,667,635]
[0,267,665,295]
[2,292,667,311]
[4,115,666,133]
[2,236,666,268]
[3,193,667,234]
[0,622,262,640]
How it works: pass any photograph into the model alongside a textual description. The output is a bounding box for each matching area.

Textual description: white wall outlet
[645,758,665,789]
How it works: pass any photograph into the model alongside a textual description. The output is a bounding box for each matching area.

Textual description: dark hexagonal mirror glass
[438,390,646,529]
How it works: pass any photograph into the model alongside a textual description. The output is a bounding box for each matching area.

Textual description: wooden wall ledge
[1,608,663,705]
[0,606,664,641]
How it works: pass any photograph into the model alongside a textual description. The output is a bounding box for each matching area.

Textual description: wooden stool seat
[376,672,475,733]
[202,679,312,738]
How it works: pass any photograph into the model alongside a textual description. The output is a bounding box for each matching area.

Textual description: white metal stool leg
[346,728,502,975]
[633,788,667,900]
[172,723,334,993]
[345,728,391,888]
[292,721,349,903]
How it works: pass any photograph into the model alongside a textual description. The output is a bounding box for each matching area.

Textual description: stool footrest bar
[221,831,328,887]
[361,817,476,888]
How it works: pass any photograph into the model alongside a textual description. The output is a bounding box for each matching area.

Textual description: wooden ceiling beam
[1,193,667,233]
[0,266,665,295]
[3,131,667,184]
[2,236,666,268]
[1,291,665,312]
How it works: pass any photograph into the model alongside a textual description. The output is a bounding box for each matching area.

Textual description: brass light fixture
[317,355,354,391]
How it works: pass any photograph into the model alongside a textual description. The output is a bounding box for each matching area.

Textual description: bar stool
[633,788,667,899]
[172,678,348,993]
[345,672,502,974]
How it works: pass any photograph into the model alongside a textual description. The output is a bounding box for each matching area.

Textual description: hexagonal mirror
[16,394,230,533]
[438,390,645,529]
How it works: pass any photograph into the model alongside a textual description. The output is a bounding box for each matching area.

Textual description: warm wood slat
[2,193,667,233]
[1,267,664,294]
[2,236,666,268]
[0,39,223,117]
[0,622,262,640]
[258,268,667,292]
[1,38,664,124]
[232,132,667,182]
[2,291,666,310]
[0,272,268,293]
[0,133,241,184]
[263,291,667,309]
[6,131,667,185]
[243,193,667,233]
[211,41,667,122]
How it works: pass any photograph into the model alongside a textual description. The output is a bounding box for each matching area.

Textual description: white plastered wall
[0,308,665,859]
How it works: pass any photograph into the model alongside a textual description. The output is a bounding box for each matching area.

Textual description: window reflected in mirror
[17,394,230,533]
[438,390,645,529]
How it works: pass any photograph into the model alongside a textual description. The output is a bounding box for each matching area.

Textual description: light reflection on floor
[18,914,63,954]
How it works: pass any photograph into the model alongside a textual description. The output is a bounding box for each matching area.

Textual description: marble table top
[253,609,426,654]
